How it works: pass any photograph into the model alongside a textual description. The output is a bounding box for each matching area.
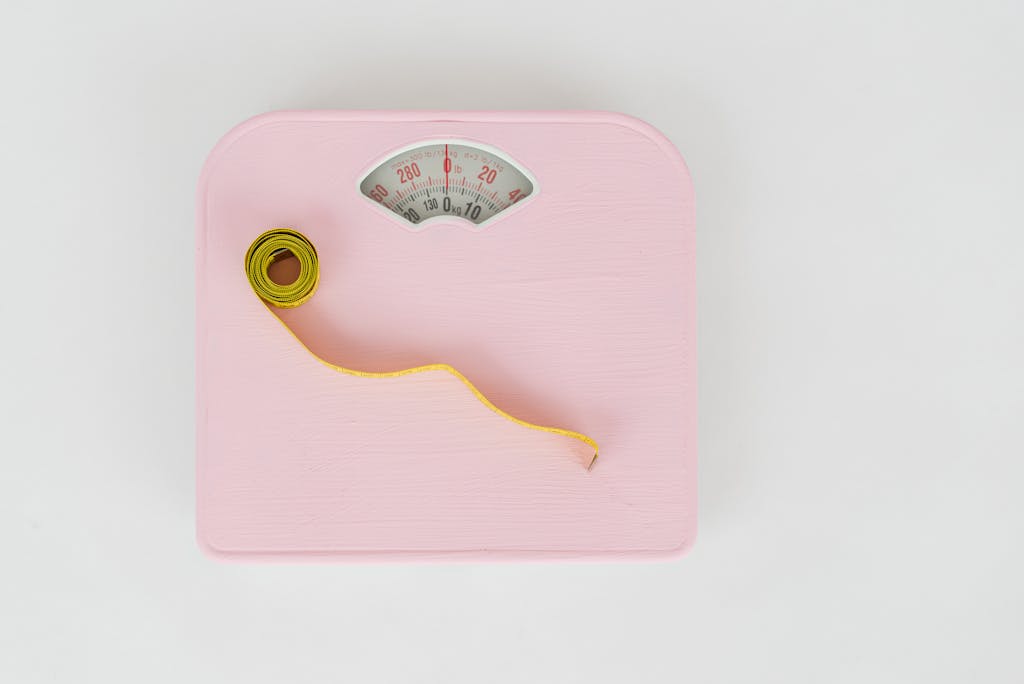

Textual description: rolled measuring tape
[244,228,320,308]
[244,228,599,467]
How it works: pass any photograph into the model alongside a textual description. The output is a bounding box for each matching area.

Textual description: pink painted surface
[196,111,696,561]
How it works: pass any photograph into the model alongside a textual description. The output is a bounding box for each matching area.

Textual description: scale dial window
[359,141,536,228]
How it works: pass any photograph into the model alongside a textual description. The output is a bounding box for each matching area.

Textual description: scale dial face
[359,140,536,229]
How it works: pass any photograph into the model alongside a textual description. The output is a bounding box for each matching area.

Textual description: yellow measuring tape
[245,228,599,468]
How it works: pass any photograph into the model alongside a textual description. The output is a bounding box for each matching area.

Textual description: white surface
[1,1,1021,681]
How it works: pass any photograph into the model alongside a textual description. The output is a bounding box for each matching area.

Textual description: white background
[1,1,1022,682]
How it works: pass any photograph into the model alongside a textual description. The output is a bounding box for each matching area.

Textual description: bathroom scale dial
[359,141,535,228]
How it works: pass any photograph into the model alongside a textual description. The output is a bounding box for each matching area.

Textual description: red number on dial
[397,163,421,183]
[477,166,498,184]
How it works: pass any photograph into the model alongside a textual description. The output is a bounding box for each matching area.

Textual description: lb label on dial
[359,140,536,229]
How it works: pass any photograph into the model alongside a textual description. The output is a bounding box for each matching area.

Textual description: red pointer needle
[444,143,449,192]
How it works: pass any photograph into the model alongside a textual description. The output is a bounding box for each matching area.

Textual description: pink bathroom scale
[196,111,695,561]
